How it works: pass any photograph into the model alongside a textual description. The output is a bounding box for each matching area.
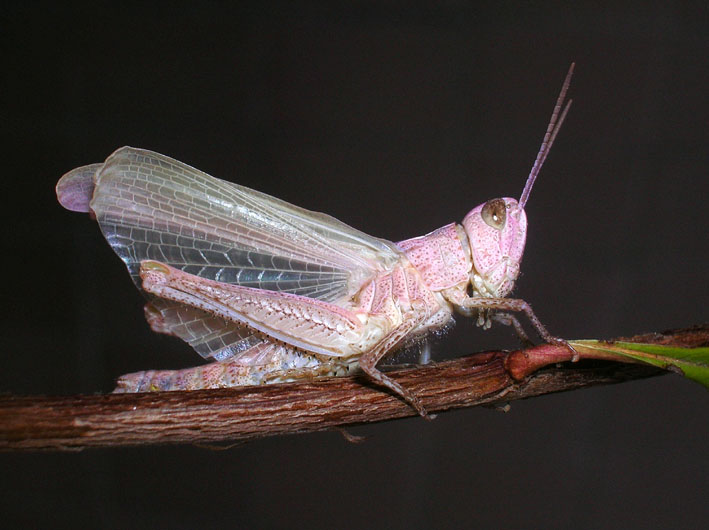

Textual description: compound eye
[481,198,507,230]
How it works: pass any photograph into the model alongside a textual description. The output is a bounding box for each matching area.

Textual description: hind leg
[113,341,332,392]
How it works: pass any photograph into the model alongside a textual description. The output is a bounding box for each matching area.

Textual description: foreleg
[449,294,578,361]
[491,312,534,348]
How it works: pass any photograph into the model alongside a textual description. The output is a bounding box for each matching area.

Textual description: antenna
[519,63,575,209]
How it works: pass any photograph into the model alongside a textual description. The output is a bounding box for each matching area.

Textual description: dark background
[2,3,708,529]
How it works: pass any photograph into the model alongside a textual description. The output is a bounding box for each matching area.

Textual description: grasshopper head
[462,198,527,298]
[458,64,575,298]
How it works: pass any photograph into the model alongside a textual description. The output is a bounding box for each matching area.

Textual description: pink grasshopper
[56,65,574,417]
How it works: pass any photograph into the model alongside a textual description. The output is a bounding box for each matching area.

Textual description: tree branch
[2,325,707,452]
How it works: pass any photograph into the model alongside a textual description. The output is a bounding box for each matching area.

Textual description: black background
[2,3,708,529]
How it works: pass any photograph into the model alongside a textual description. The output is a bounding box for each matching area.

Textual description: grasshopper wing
[63,147,402,361]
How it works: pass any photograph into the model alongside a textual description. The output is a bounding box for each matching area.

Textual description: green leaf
[570,340,709,389]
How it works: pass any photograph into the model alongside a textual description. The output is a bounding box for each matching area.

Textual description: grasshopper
[56,65,575,417]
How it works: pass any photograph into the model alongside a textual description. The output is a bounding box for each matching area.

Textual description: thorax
[396,223,472,292]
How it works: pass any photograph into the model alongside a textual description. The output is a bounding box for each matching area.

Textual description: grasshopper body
[56,65,574,416]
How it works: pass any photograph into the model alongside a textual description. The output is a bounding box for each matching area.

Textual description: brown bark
[1,325,706,452]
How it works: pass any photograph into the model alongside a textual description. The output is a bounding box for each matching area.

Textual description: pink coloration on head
[462,197,527,298]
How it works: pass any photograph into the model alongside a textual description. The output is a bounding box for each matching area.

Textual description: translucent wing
[145,300,264,362]
[91,147,400,300]
[81,147,403,361]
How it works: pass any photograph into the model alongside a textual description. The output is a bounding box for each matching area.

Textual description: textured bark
[1,325,706,452]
